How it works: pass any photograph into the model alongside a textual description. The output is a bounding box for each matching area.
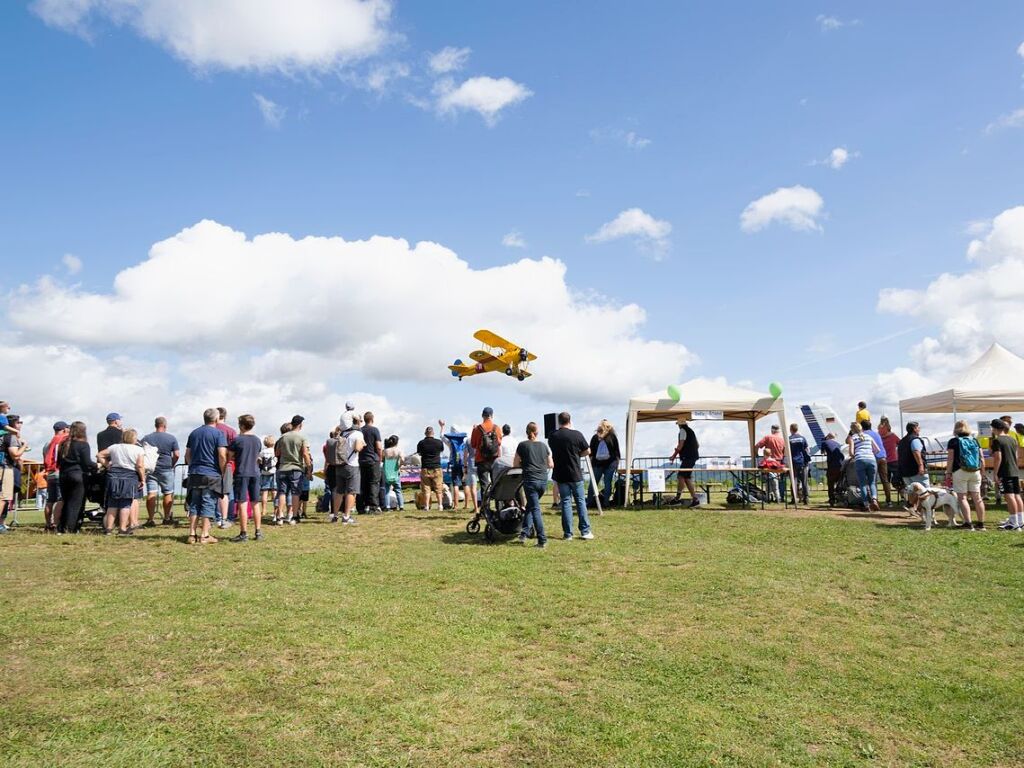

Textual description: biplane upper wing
[473,329,515,352]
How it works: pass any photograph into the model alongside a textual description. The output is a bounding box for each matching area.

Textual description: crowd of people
[0,400,619,546]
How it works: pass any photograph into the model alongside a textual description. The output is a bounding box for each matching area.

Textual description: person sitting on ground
[946,420,986,530]
[990,418,1023,531]
[669,417,700,507]
[514,421,552,548]
[417,426,445,511]
[228,414,264,542]
[97,428,146,536]
[185,408,227,544]
[56,421,96,535]
[847,421,881,512]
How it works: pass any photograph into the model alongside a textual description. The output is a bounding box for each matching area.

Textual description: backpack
[141,443,159,473]
[957,436,981,472]
[478,425,500,461]
[258,452,275,473]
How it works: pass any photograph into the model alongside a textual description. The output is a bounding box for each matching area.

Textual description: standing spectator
[588,420,620,508]
[755,423,788,501]
[185,408,227,544]
[463,439,479,514]
[97,429,146,536]
[96,413,123,451]
[324,427,341,515]
[259,435,278,517]
[359,412,383,514]
[548,411,594,540]
[854,401,871,425]
[820,433,845,507]
[272,423,292,522]
[945,420,986,530]
[514,421,552,548]
[57,421,96,534]
[332,413,364,524]
[500,424,516,464]
[897,422,929,492]
[228,414,264,542]
[33,466,48,512]
[42,421,69,532]
[142,417,180,526]
[275,415,312,525]
[442,423,468,509]
[861,420,891,506]
[470,407,502,497]
[214,407,237,528]
[847,422,881,512]
[669,417,701,507]
[788,423,811,505]
[0,419,28,533]
[878,417,901,499]
[990,419,1023,530]
[381,435,405,511]
[417,426,445,511]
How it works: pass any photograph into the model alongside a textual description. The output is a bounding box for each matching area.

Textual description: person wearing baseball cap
[471,406,501,497]
[41,421,71,531]
[97,413,124,452]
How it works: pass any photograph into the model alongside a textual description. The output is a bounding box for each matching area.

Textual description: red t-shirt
[216,423,238,470]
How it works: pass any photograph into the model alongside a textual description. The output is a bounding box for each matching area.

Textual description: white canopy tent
[623,378,798,506]
[899,343,1024,419]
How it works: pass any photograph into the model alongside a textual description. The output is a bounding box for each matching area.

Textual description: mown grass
[1,500,1022,767]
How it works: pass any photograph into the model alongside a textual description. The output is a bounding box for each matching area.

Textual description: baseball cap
[482,407,493,418]
[991,418,1007,431]
[345,401,355,411]
[7,414,21,424]
[290,414,305,426]
[53,421,69,431]
[106,412,121,422]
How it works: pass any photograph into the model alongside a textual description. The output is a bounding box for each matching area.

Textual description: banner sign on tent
[648,469,666,493]
[692,410,724,420]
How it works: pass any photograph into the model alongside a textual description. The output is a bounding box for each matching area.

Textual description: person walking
[548,411,594,540]
[359,412,384,514]
[57,421,96,534]
[946,420,986,530]
[847,422,881,512]
[142,417,180,526]
[588,420,620,508]
[514,421,551,548]
[991,419,1023,531]
[470,407,502,498]
[185,408,227,544]
[97,428,146,536]
[669,417,701,507]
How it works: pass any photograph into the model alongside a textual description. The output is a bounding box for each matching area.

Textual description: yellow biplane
[449,329,537,381]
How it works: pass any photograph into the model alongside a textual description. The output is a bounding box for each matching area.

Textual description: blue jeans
[854,459,877,503]
[588,462,617,506]
[187,487,219,519]
[557,480,591,537]
[521,478,548,545]
[380,479,404,509]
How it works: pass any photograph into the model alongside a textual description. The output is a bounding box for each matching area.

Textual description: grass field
[2,499,1023,767]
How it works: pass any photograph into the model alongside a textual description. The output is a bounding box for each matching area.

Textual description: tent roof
[628,377,784,422]
[900,343,1024,413]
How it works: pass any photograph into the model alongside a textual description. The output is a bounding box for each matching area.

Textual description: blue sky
[3,1,1024,456]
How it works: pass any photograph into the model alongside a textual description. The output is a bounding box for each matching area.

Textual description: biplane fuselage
[449,329,537,382]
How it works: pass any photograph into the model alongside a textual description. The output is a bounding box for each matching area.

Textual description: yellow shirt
[855,408,871,424]
[1016,432,1024,448]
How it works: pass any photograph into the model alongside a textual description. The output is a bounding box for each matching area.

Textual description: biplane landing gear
[517,374,525,381]
[505,367,514,376]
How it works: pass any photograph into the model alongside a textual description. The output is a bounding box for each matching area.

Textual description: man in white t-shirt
[332,412,365,525]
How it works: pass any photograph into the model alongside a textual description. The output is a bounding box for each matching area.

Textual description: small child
[259,435,278,522]
[298,470,311,520]
[0,402,21,440]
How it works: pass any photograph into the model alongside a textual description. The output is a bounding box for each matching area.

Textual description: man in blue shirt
[143,416,180,527]
[820,433,845,507]
[185,408,227,544]
[788,423,812,504]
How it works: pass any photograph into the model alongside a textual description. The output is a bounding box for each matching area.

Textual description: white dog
[905,482,960,531]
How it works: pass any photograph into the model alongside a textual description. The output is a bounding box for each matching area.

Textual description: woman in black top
[588,420,621,507]
[58,421,97,534]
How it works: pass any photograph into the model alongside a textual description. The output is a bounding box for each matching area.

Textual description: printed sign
[648,468,666,493]
[691,410,724,420]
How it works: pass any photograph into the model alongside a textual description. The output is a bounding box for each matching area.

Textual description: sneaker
[116,529,134,537]
[973,523,986,531]
[275,518,284,526]
[231,533,248,543]
[254,530,264,541]
[687,498,700,508]
[343,516,357,525]
[563,534,573,540]
[517,535,527,545]
[216,521,226,529]
[581,532,595,540]
[288,518,297,526]
[998,519,1016,530]
[537,541,547,549]
[0,524,8,534]
[329,514,339,523]
[144,520,157,528]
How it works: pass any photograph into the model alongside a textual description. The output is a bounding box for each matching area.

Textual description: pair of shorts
[334,464,360,496]
[146,467,175,496]
[952,468,982,494]
[325,464,338,491]
[220,464,234,496]
[46,475,62,502]
[276,469,303,497]
[450,462,465,486]
[420,467,444,495]
[1,466,16,501]
[233,475,260,503]
[679,456,697,471]
[260,474,276,492]
[999,476,1022,495]
[187,475,221,518]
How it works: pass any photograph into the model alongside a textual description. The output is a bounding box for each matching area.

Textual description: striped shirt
[851,433,876,461]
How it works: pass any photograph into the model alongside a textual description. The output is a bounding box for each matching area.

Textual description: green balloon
[768,382,783,399]
[667,384,681,402]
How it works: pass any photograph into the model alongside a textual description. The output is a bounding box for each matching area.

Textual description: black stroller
[465,465,526,542]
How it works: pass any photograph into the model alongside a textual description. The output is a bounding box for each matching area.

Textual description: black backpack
[478,426,500,461]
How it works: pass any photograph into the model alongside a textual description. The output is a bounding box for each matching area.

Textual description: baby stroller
[465,464,525,542]
[79,468,107,526]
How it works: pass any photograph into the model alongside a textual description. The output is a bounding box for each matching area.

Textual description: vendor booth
[899,343,1024,420]
[623,378,798,506]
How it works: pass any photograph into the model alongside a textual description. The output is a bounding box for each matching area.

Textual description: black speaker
[543,413,557,439]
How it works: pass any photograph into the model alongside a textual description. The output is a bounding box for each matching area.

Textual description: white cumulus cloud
[586,208,672,257]
[427,46,471,74]
[740,185,825,233]
[253,93,285,128]
[61,253,83,275]
[816,14,860,31]
[9,220,693,405]
[31,0,393,73]
[435,76,532,125]
[985,107,1024,134]
[816,146,858,169]
[1018,41,1024,59]
[502,231,526,249]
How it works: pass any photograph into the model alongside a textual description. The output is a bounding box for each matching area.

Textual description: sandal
[188,533,199,544]
[199,535,218,544]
